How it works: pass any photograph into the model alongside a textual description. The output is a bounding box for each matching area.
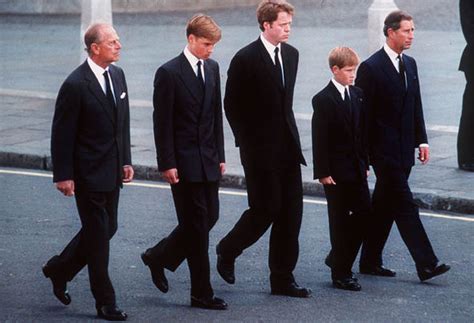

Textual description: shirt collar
[260,33,281,59]
[384,43,402,62]
[331,78,348,100]
[87,57,109,78]
[183,45,202,68]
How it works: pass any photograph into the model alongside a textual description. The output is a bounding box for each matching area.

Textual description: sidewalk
[1,10,473,215]
[1,93,474,215]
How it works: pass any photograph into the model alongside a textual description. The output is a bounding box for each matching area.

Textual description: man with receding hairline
[43,23,132,321]
[355,10,450,282]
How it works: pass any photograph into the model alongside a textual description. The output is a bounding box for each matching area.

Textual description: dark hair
[186,14,222,42]
[383,10,413,37]
[256,0,294,32]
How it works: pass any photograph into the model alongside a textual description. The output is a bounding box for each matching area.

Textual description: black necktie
[197,60,205,89]
[103,70,116,109]
[274,47,284,86]
[344,87,352,117]
[397,54,406,89]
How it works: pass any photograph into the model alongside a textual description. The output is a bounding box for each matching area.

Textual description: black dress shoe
[216,246,235,284]
[333,278,362,291]
[324,253,333,268]
[360,265,396,277]
[191,296,228,310]
[96,305,128,321]
[141,252,168,293]
[271,282,312,298]
[459,163,474,172]
[42,265,71,305]
[417,263,450,282]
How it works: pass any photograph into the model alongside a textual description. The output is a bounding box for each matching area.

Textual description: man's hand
[162,168,179,184]
[418,146,430,165]
[123,165,134,183]
[220,163,226,175]
[318,176,336,185]
[56,180,75,196]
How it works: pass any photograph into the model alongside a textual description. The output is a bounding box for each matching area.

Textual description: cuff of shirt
[419,143,429,148]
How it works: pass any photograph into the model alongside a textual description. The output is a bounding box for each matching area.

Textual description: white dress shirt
[87,57,115,101]
[331,78,349,101]
[183,46,205,82]
[260,34,285,84]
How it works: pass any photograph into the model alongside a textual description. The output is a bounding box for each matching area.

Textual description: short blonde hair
[256,0,294,32]
[186,14,222,42]
[328,47,360,69]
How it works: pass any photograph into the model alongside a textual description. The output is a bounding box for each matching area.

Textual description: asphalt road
[0,167,473,322]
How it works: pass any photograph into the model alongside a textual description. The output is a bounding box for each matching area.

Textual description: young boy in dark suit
[311,47,370,291]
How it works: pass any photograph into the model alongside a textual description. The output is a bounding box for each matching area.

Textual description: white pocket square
[120,92,126,99]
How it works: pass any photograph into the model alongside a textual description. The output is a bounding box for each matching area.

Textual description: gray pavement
[1,6,474,215]
[1,169,473,322]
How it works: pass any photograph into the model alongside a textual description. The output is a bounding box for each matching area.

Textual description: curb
[1,151,473,215]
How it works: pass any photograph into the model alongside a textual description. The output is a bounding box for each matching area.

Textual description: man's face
[263,11,293,45]
[188,35,217,60]
[332,65,357,86]
[389,19,415,53]
[92,26,121,67]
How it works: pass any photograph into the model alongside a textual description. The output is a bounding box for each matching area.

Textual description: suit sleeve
[355,62,376,158]
[357,89,370,170]
[153,67,176,171]
[214,63,225,163]
[224,53,247,147]
[311,95,330,179]
[121,68,132,166]
[51,80,81,183]
[412,60,428,146]
[461,0,474,45]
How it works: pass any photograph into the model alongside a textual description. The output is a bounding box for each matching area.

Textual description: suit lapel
[109,66,122,127]
[349,86,360,130]
[201,61,215,118]
[328,81,352,130]
[83,61,116,125]
[178,53,204,104]
[257,38,284,92]
[378,49,406,93]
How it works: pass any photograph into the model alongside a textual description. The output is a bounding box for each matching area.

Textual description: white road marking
[1,168,473,222]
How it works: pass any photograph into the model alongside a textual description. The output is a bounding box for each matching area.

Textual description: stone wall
[0,0,260,14]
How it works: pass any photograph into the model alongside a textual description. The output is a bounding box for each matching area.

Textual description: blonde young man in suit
[141,14,227,310]
[43,23,133,321]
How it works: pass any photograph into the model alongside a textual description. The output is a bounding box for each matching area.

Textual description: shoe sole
[419,266,451,282]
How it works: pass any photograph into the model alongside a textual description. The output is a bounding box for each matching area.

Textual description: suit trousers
[147,181,219,298]
[457,72,474,165]
[360,165,438,269]
[46,186,120,307]
[218,162,303,286]
[324,181,370,279]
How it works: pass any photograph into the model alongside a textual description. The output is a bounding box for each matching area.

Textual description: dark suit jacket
[224,38,306,169]
[355,48,427,169]
[312,82,369,182]
[460,0,474,75]
[51,61,132,191]
[153,53,225,182]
